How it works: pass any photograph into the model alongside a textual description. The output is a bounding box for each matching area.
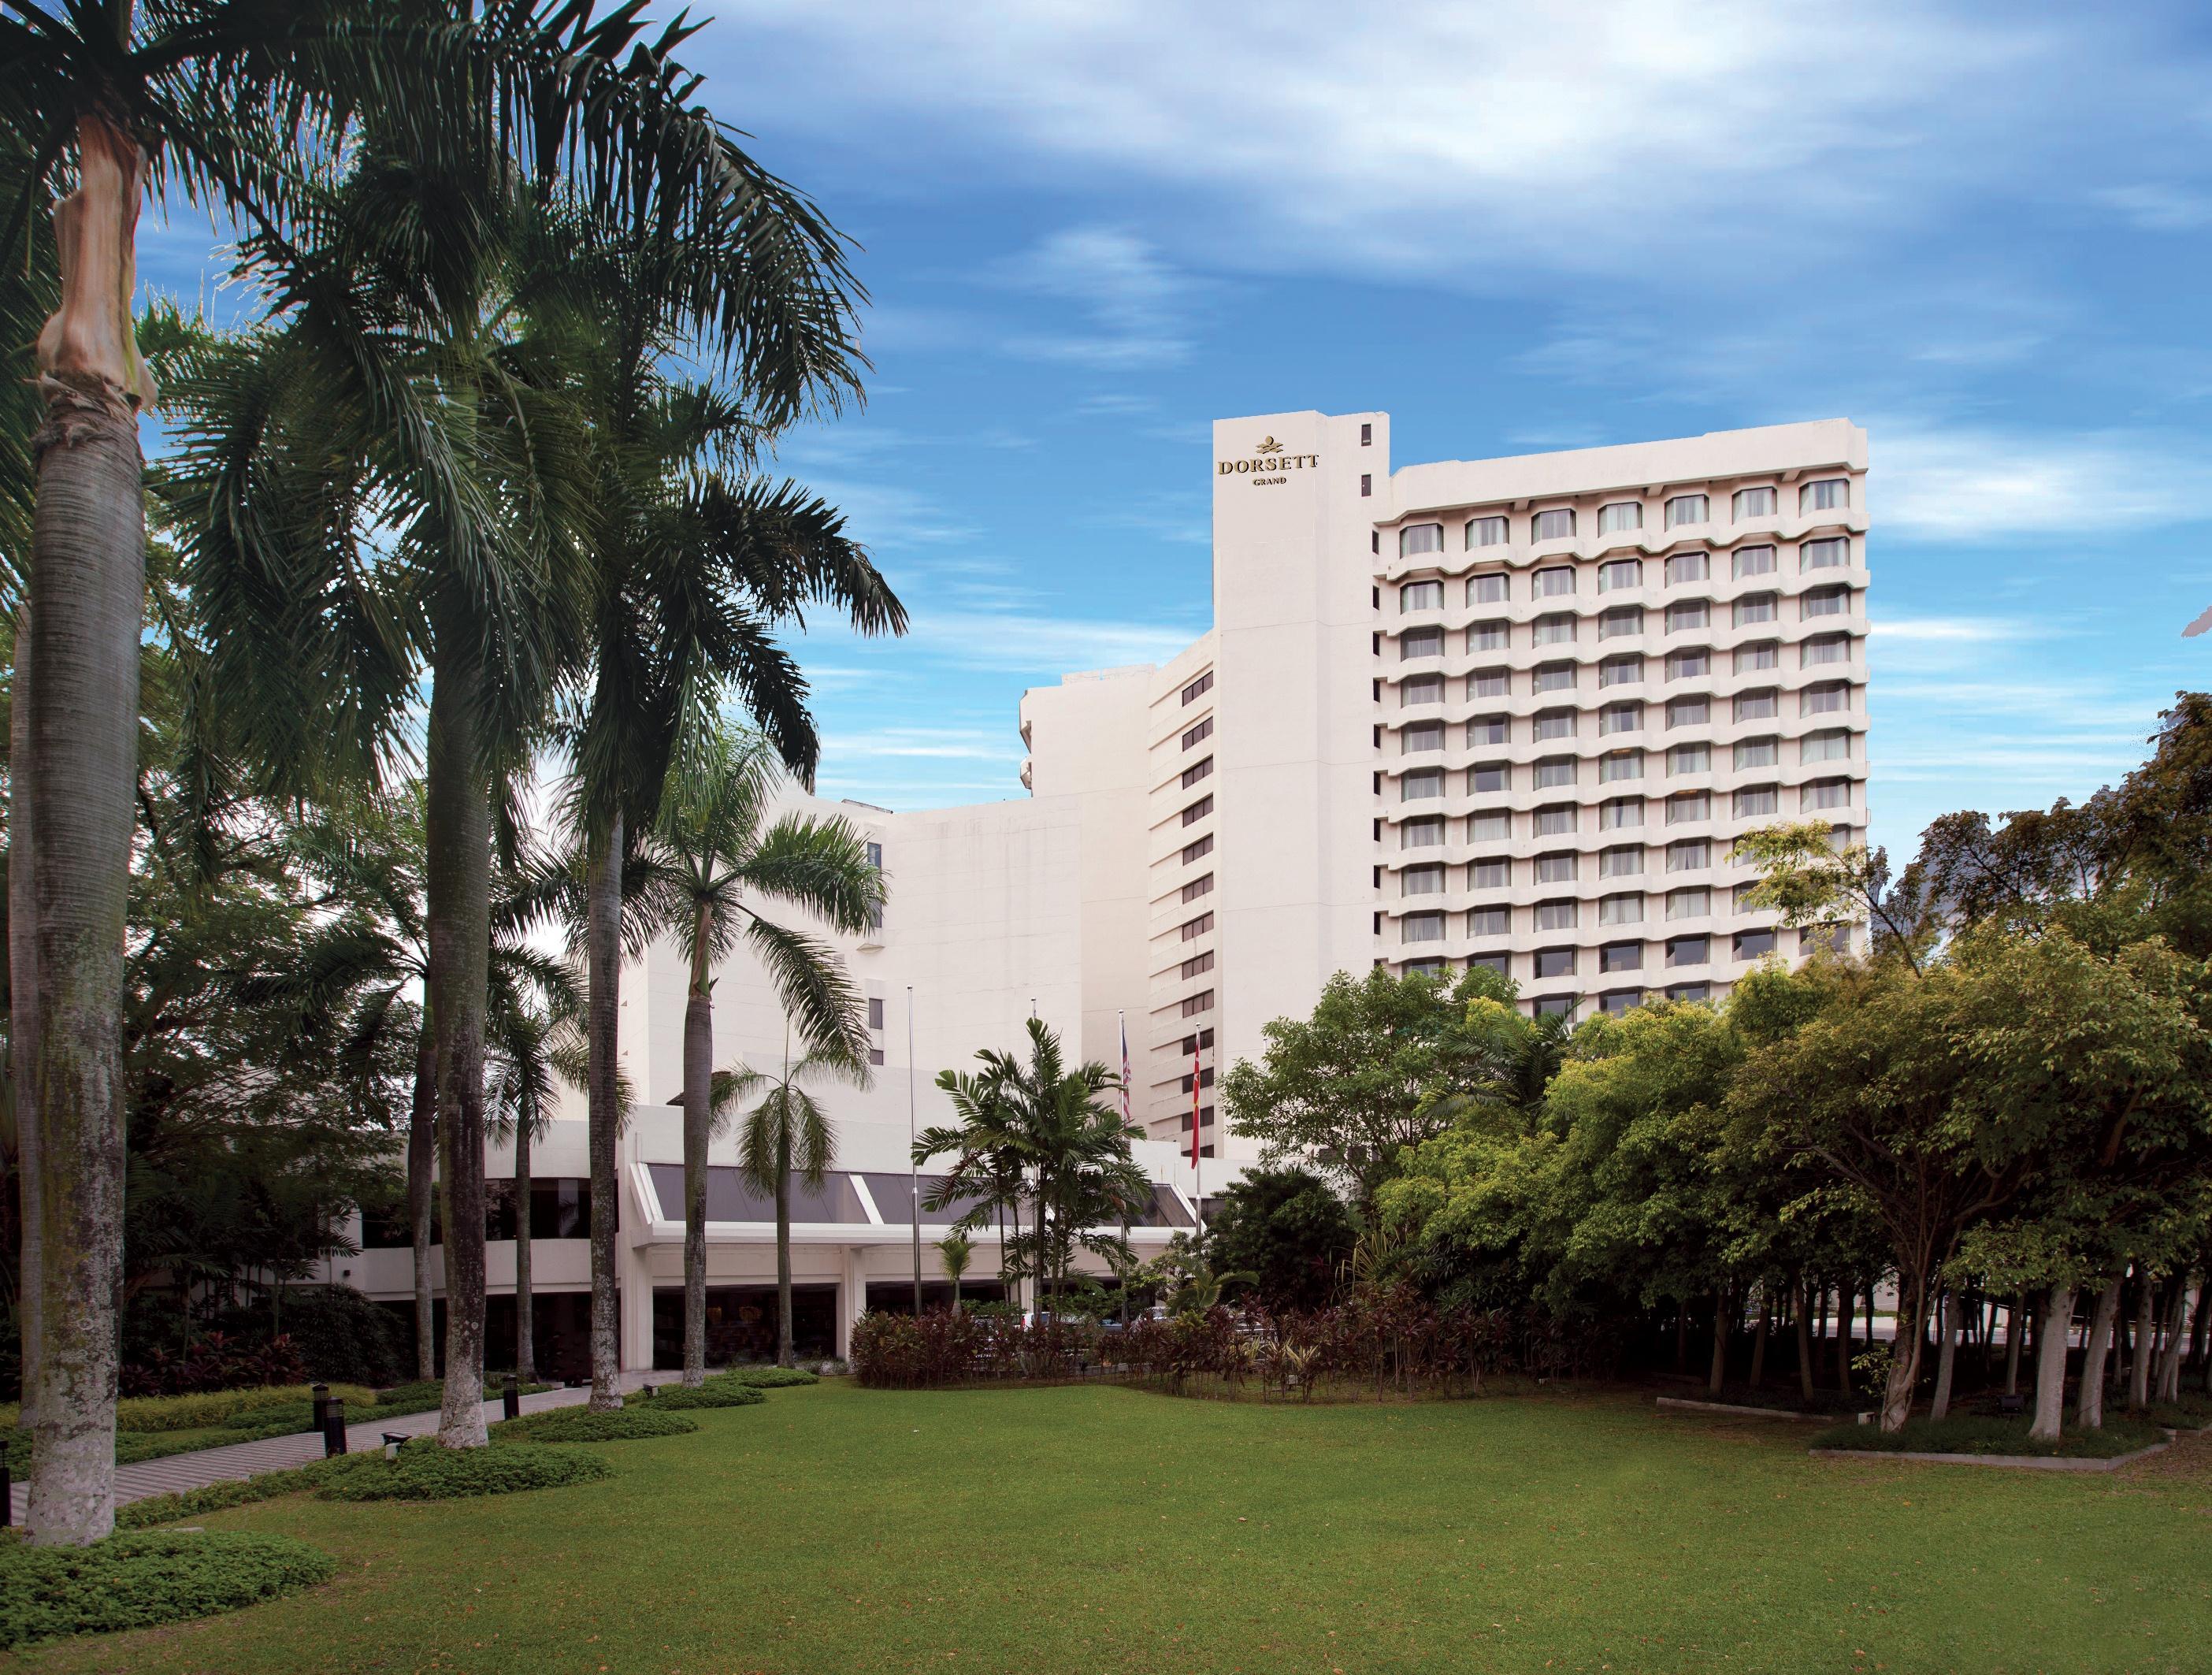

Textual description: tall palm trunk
[23,112,154,1545]
[514,1113,535,1382]
[408,1024,437,1380]
[9,603,39,1438]
[425,634,492,1448]
[2078,1276,2121,1429]
[774,1135,793,1368]
[585,816,623,1410]
[681,919,712,1386]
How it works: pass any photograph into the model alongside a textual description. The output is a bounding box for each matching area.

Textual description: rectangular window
[1802,778,1851,811]
[1534,612,1576,645]
[1401,818,1446,849]
[867,1046,886,1067]
[1533,566,1575,597]
[1733,737,1778,770]
[1598,989,1643,1017]
[1182,833,1214,864]
[1598,893,1644,926]
[1534,757,1575,789]
[1669,743,1710,774]
[1733,689,1778,722]
[1733,593,1777,627]
[1800,478,1849,512]
[1598,559,1642,592]
[1401,674,1446,706]
[1669,791,1711,823]
[1182,756,1213,789]
[1666,982,1711,1003]
[1536,899,1578,931]
[1599,845,1642,878]
[1667,839,1709,872]
[1598,655,1643,687]
[868,997,885,1031]
[1666,648,1709,680]
[1598,502,1644,534]
[1600,750,1644,783]
[1402,863,1446,896]
[1401,769,1445,801]
[1400,626,1445,659]
[1732,486,1777,519]
[1182,949,1215,979]
[1598,797,1643,830]
[1667,696,1709,728]
[1599,702,1641,735]
[1535,852,1575,884]
[1181,912,1212,941]
[1182,873,1214,903]
[1532,508,1575,540]
[1401,722,1444,754]
[1667,889,1710,920]
[1598,606,1642,639]
[865,841,884,870]
[1471,856,1511,890]
[1400,525,1444,559]
[1732,785,1780,818]
[1666,934,1709,966]
[1534,663,1575,693]
[1468,570,1509,604]
[1803,585,1850,618]
[1731,545,1776,580]
[1182,795,1213,826]
[1533,949,1575,979]
[1802,634,1850,667]
[1182,989,1215,1016]
[1469,619,1510,652]
[1470,762,1511,793]
[1734,641,1778,674]
[1360,474,1371,497]
[1535,804,1577,837]
[1802,537,1849,570]
[1733,881,1763,912]
[1665,493,1709,528]
[1665,551,1709,585]
[1401,913,1446,945]
[1802,923,1850,956]
[1182,715,1213,750]
[1802,682,1848,715]
[1468,516,1509,549]
[1599,941,1643,974]
[1534,709,1575,741]
[1468,715,1509,746]
[1468,811,1512,841]
[1182,670,1213,705]
[1733,929,1777,960]
[1665,600,1709,633]
[1802,729,1849,763]
[1468,908,1511,938]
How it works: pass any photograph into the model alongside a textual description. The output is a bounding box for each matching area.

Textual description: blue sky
[145,2,2212,861]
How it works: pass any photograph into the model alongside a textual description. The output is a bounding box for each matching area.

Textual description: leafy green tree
[728,1045,864,1368]
[1205,1167,1355,1313]
[937,1231,974,1314]
[1219,965,1524,1208]
[638,722,882,1384]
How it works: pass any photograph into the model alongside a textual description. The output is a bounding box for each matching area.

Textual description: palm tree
[640,724,883,1383]
[727,1045,868,1369]
[2,0,736,1543]
[486,980,583,1383]
[937,1232,974,1314]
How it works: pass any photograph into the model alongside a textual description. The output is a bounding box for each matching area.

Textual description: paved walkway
[10,1373,656,1521]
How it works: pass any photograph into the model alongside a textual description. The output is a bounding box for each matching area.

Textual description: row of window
[1397,662,1854,707]
[1395,836,1750,891]
[1397,481,1851,559]
[1400,540,1850,609]
[1394,593,1852,657]
[1392,800,1858,844]
[1396,712,1851,754]
[1393,739,1851,793]
[1396,878,1809,938]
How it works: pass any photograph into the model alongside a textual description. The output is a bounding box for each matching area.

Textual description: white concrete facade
[1020,410,1871,1153]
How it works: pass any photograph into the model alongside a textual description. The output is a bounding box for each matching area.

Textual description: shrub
[117,1463,337,1531]
[314,1439,613,1499]
[0,1532,336,1649]
[223,1286,410,1388]
[1810,1413,2167,1458]
[851,1310,1105,1388]
[632,1383,763,1409]
[117,1382,377,1435]
[119,1333,310,1399]
[712,1365,818,1389]
[492,1409,699,1443]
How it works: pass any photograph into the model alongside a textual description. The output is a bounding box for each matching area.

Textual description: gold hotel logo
[1219,435,1319,477]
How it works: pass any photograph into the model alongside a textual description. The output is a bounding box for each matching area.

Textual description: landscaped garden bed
[0,1531,336,1651]
[1809,1412,2169,1462]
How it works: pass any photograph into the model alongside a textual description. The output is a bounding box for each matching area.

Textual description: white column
[836,1245,867,1361]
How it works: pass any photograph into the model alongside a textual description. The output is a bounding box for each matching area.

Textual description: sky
[143,1,2212,860]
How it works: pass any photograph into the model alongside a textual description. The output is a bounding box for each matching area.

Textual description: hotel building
[1022,410,1871,1157]
[321,409,1869,1374]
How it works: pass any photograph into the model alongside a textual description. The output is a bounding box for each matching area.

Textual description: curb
[1807,1439,2171,1472]
[1656,1396,1831,1423]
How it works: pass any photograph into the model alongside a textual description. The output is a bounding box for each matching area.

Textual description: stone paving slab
[9,1373,654,1522]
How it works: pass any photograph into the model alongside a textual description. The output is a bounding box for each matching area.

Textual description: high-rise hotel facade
[1023,411,1870,1158]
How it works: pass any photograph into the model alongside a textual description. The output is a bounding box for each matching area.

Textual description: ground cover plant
[0,1531,335,1650]
[22,1381,2212,1674]
[492,1409,698,1443]
[1809,1412,2169,1458]
[630,1383,763,1409]
[310,1439,611,1500]
[712,1365,819,1388]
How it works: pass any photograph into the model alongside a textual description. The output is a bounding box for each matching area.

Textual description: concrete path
[9,1372,656,1521]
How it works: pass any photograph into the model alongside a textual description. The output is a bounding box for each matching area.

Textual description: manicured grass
[25,1383,2212,1673]
[1810,1412,2169,1458]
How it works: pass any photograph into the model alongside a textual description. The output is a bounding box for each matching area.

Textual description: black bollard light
[322,1395,348,1457]
[310,1381,330,1435]
[502,1372,521,1421]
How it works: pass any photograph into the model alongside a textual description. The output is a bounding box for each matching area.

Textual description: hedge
[491,1409,698,1443]
[312,1439,613,1499]
[631,1383,764,1410]
[0,1532,336,1649]
[712,1365,818,1389]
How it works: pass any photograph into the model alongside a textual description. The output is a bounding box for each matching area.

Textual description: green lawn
[24,1381,2212,1673]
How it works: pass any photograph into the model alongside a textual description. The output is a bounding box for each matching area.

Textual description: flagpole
[907,984,921,1317]
[1192,1034,1204,1248]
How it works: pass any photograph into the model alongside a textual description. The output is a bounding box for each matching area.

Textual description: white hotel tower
[1022,410,1871,1158]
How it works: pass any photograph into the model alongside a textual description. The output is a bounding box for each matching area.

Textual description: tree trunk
[1706,1292,1728,1396]
[2190,1280,2210,1394]
[2154,1283,2188,1406]
[514,1114,535,1383]
[9,600,39,1439]
[425,633,492,1449]
[2003,1291,2025,1396]
[1673,1302,1687,1373]
[2128,1277,2154,1412]
[585,815,623,1412]
[2027,1281,2073,1443]
[1794,1278,1816,1401]
[1930,1290,1960,1421]
[1835,1282,1854,1397]
[774,1143,794,1368]
[1748,1295,1769,1390]
[22,112,154,1542]
[408,1024,437,1381]
[2077,1276,2121,1430]
[681,932,712,1387]
[1878,1274,1929,1434]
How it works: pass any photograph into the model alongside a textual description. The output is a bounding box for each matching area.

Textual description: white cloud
[1870,616,2041,644]
[1873,425,2212,540]
[904,609,1202,674]
[993,227,1195,368]
[2099,184,2212,232]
